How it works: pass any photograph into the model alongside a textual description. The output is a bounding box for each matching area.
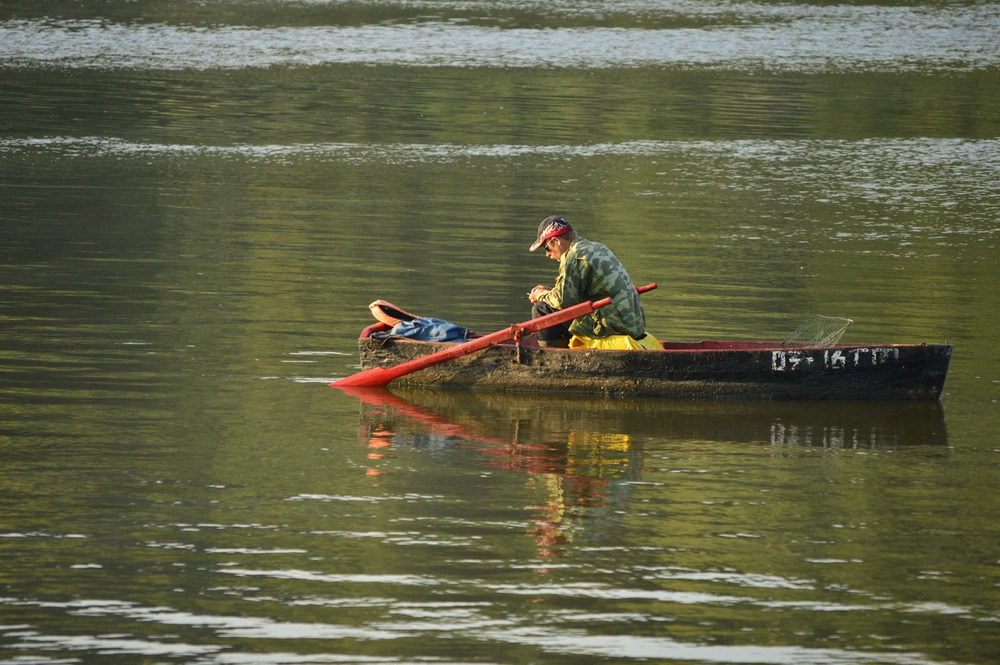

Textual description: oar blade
[331,367,395,388]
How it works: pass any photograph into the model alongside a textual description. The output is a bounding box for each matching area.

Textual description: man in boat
[528,215,659,350]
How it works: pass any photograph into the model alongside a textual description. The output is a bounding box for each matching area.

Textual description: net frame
[780,315,854,348]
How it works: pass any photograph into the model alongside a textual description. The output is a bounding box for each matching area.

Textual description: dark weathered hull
[357,335,952,400]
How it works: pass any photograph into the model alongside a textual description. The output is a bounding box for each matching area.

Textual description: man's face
[545,236,567,261]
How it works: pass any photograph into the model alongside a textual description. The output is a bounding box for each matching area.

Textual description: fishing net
[780,315,854,348]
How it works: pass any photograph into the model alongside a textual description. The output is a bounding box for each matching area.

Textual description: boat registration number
[771,347,900,372]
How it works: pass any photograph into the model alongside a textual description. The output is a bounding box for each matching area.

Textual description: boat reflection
[343,388,947,559]
[347,387,948,453]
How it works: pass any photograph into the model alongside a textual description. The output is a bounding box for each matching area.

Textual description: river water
[2,1,999,663]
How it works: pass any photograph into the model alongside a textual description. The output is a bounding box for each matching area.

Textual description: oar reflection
[343,387,646,559]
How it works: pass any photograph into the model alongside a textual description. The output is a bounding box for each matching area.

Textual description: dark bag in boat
[372,317,470,342]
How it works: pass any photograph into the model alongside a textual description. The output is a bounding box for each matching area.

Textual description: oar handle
[517,282,657,335]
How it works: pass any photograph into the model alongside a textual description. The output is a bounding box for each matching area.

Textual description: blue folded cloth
[372,317,469,342]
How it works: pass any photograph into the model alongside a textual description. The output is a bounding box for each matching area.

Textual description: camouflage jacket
[538,237,646,339]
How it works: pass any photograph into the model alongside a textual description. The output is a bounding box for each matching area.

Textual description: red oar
[331,283,656,389]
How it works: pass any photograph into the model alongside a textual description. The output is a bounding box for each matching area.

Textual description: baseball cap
[529,216,573,252]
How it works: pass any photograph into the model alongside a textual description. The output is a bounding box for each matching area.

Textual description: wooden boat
[355,322,952,400]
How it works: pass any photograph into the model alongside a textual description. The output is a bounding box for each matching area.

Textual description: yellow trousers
[568,333,662,350]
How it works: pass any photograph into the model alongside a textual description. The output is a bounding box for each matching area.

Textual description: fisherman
[528,215,659,350]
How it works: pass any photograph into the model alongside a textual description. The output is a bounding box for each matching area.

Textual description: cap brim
[529,226,570,252]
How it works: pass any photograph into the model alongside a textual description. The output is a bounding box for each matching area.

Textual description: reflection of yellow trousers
[568,332,663,350]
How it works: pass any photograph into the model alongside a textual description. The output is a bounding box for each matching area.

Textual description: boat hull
[356,334,952,400]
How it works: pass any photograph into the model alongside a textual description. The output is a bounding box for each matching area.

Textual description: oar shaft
[332,283,656,388]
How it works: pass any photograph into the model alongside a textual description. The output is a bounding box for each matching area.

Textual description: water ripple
[218,568,443,586]
[3,135,999,165]
[3,136,996,227]
[2,9,997,72]
[476,626,953,664]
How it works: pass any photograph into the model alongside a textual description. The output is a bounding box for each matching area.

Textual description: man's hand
[528,285,550,304]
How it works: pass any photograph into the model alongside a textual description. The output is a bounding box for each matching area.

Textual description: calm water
[2,1,999,663]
